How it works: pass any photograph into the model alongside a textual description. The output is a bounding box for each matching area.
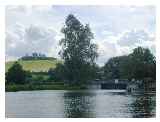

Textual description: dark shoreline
[5,84,86,92]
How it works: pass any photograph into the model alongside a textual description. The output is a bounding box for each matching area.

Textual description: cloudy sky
[6,5,156,66]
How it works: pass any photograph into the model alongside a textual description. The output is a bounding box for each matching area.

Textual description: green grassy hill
[6,59,62,72]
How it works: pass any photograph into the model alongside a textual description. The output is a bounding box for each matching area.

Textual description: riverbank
[5,84,86,92]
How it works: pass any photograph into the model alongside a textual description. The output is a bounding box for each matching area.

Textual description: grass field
[5,59,62,72]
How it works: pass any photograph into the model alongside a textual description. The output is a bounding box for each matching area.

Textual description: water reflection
[63,91,96,117]
[5,90,156,118]
[129,93,156,118]
[63,90,156,118]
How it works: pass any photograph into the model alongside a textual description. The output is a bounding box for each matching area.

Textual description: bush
[6,62,26,84]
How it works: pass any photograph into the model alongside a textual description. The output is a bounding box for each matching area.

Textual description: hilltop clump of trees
[19,52,56,61]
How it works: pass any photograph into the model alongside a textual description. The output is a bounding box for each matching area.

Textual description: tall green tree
[59,14,98,85]
[6,62,26,84]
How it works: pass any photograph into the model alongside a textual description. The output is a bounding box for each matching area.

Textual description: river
[5,90,156,118]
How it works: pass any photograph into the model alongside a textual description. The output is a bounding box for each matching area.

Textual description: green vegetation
[6,62,26,84]
[103,47,156,88]
[104,55,128,80]
[123,47,156,80]
[5,59,87,91]
[6,59,61,72]
[5,58,65,91]
[58,14,98,85]
[5,14,156,92]
[20,52,56,61]
[6,83,86,92]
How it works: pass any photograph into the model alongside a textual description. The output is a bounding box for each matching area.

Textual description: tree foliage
[59,14,98,85]
[48,63,65,82]
[6,62,26,84]
[104,56,128,80]
[124,47,156,80]
[103,47,156,81]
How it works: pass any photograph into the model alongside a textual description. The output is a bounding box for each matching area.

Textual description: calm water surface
[5,90,156,118]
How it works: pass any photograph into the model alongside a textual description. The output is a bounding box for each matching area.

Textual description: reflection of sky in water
[6,90,156,118]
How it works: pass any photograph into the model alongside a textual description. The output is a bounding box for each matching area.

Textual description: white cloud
[95,29,155,65]
[6,24,60,60]
[6,5,156,66]
[117,29,154,46]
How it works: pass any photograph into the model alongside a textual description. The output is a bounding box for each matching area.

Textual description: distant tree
[32,52,38,57]
[31,75,45,83]
[48,68,55,77]
[6,62,26,84]
[122,47,156,81]
[42,54,46,57]
[48,63,66,82]
[25,71,32,83]
[38,53,41,57]
[48,68,55,80]
[59,14,98,85]
[103,47,156,82]
[103,56,128,80]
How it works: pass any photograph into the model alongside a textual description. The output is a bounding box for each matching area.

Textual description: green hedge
[5,84,86,92]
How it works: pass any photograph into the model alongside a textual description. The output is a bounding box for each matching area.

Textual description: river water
[5,90,156,118]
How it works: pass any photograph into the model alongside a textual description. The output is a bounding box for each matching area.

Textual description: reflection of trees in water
[63,91,156,118]
[130,94,156,118]
[63,92,95,118]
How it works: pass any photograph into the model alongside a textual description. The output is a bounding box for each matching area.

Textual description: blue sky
[6,5,156,66]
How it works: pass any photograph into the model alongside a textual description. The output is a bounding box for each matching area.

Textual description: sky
[6,5,156,66]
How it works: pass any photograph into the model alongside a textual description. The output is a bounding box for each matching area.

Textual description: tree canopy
[103,47,156,81]
[125,47,156,80]
[6,62,26,84]
[104,55,128,80]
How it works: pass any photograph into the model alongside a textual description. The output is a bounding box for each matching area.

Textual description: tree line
[19,52,56,61]
[103,47,156,81]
